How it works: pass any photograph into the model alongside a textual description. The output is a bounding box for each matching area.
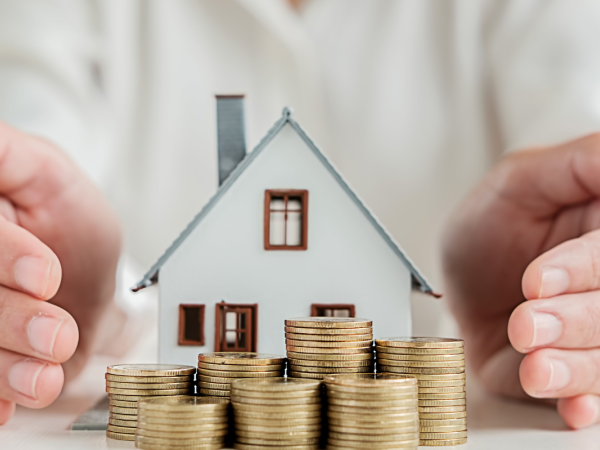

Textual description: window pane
[225,312,237,330]
[270,212,286,245]
[226,331,236,346]
[238,332,246,349]
[333,309,351,318]
[286,212,302,246]
[183,306,201,342]
[287,197,302,211]
[239,313,246,330]
[270,197,286,211]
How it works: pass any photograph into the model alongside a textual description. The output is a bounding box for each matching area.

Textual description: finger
[0,196,17,223]
[557,395,600,429]
[508,290,600,352]
[0,285,78,362]
[0,216,61,299]
[522,229,600,300]
[0,349,64,408]
[519,347,600,399]
[0,399,15,425]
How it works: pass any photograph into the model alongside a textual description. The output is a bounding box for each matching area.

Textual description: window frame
[311,303,356,318]
[178,304,206,346]
[214,302,258,352]
[264,189,309,251]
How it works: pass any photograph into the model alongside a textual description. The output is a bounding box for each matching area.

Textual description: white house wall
[158,123,412,364]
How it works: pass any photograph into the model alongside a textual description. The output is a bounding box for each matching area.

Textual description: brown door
[215,303,257,352]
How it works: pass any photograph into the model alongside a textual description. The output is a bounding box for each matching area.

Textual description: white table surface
[2,355,600,450]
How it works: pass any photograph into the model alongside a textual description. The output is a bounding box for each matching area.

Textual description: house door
[215,303,258,352]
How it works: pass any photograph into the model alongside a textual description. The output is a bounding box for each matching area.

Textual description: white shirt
[1,0,600,339]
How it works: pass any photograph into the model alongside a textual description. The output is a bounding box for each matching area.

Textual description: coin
[376,353,465,362]
[420,418,467,427]
[236,437,320,446]
[198,362,285,371]
[419,411,467,420]
[105,374,194,383]
[137,422,229,432]
[198,353,286,365]
[287,371,327,379]
[107,424,135,434]
[419,431,467,439]
[285,326,372,335]
[419,438,468,446]
[287,346,372,354]
[138,415,228,425]
[324,373,417,388]
[409,373,466,381]
[231,396,321,406]
[136,442,221,450]
[328,431,418,442]
[109,417,137,427]
[289,365,373,374]
[420,424,467,433]
[286,332,373,342]
[328,417,418,427]
[287,352,373,361]
[327,438,419,449]
[231,377,321,392]
[418,399,466,407]
[106,387,192,395]
[418,406,466,413]
[328,405,416,414]
[197,369,283,378]
[106,430,135,441]
[234,424,321,433]
[377,359,465,368]
[376,346,464,356]
[375,338,464,349]
[235,417,322,426]
[418,386,465,394]
[419,392,466,400]
[109,405,137,415]
[198,375,236,384]
[199,382,230,390]
[136,428,229,438]
[288,359,374,368]
[107,364,196,376]
[199,388,230,396]
[286,339,373,348]
[233,444,318,450]
[110,412,139,421]
[328,398,418,408]
[109,399,138,408]
[325,391,418,400]
[134,434,225,445]
[232,403,321,413]
[378,365,464,374]
[329,424,419,435]
[417,380,466,388]
[285,318,372,328]
[234,410,322,420]
[137,395,229,412]
[236,430,321,439]
[326,411,417,421]
[230,388,319,398]
[106,381,192,389]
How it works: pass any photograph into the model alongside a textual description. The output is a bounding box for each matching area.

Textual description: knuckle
[578,237,600,290]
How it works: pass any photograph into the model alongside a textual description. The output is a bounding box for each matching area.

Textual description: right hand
[0,122,121,424]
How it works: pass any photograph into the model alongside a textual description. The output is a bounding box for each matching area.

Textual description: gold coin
[287,346,372,354]
[328,405,416,414]
[419,411,467,419]
[375,338,464,349]
[234,424,321,433]
[420,425,467,433]
[410,373,466,381]
[325,391,417,400]
[287,371,327,380]
[109,405,137,415]
[285,317,372,329]
[418,406,466,413]
[419,431,467,439]
[107,424,136,434]
[375,346,463,355]
[326,411,417,421]
[286,332,373,342]
[419,392,466,400]
[417,380,466,388]
[198,352,286,365]
[134,434,225,445]
[323,373,417,388]
[136,428,229,438]
[236,437,320,446]
[198,362,285,372]
[230,388,320,398]
[235,416,321,426]
[285,326,372,335]
[136,422,228,432]
[286,339,373,348]
[232,403,321,413]
[106,381,193,389]
[419,437,468,446]
[110,412,138,421]
[198,375,235,384]
[378,366,464,374]
[289,365,373,374]
[137,395,229,412]
[418,386,465,394]
[328,418,418,428]
[288,359,374,368]
[233,444,318,450]
[323,384,416,395]
[234,410,322,420]
[109,417,137,427]
[287,352,373,361]
[107,364,196,377]
[329,425,419,435]
[235,430,321,439]
[197,369,283,378]
[328,431,418,442]
[420,418,467,427]
[376,353,464,362]
[106,430,135,441]
[419,399,466,407]
[138,414,228,424]
[328,397,417,408]
[231,396,321,406]
[230,377,321,392]
[109,399,138,408]
[377,359,465,368]
[327,438,419,449]
[136,441,221,450]
[105,374,194,383]
[198,381,230,390]
[106,387,192,396]
[199,388,230,397]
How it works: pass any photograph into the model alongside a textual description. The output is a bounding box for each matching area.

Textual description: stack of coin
[230,377,322,449]
[323,373,419,449]
[284,317,374,380]
[197,353,286,398]
[105,364,196,441]
[135,396,229,450]
[375,338,467,446]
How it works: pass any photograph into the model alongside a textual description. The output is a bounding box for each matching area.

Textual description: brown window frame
[214,302,258,352]
[178,304,206,346]
[264,189,308,251]
[311,303,356,318]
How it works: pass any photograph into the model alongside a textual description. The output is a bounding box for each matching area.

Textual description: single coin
[326,411,418,421]
[137,395,229,412]
[288,358,374,368]
[137,414,228,425]
[419,411,467,420]
[329,426,419,436]
[285,317,372,329]
[328,418,418,428]
[419,431,467,439]
[377,359,465,368]
[198,375,235,384]
[328,431,418,442]
[285,326,372,335]
[234,424,322,433]
[107,388,192,396]
[197,369,283,378]
[106,374,194,383]
[136,422,228,432]
[235,430,321,439]
[328,397,417,408]
[109,417,137,427]
[287,346,372,354]
[231,396,321,405]
[418,386,465,394]
[106,381,193,389]
[287,371,327,380]
[110,412,139,421]
[418,406,466,413]
[420,418,467,427]
[198,382,230,390]
[328,405,417,415]
[136,428,229,438]
[235,416,321,426]
[106,430,135,441]
[286,333,373,342]
[375,346,464,355]
[323,373,417,388]
[107,364,196,376]
[419,424,467,433]
[419,438,468,446]
[376,353,464,362]
[198,362,285,372]
[232,403,321,413]
[107,424,136,434]
[134,434,225,445]
[327,438,420,449]
[199,388,230,397]
[325,390,418,400]
[198,352,286,365]
[287,352,373,361]
[233,444,318,450]
[418,399,466,407]
[109,399,138,408]
[289,365,372,374]
[236,437,320,446]
[322,384,417,395]
[230,377,321,392]
[419,392,466,400]
[417,380,466,388]
[234,410,322,420]
[286,339,373,348]
[378,365,464,375]
[109,405,137,415]
[409,373,466,381]
[230,388,320,398]
[136,442,221,450]
[375,338,464,349]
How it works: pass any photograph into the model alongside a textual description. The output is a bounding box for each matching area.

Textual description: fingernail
[530,312,562,348]
[539,267,570,298]
[14,256,52,297]
[28,315,64,358]
[543,359,571,392]
[8,359,47,400]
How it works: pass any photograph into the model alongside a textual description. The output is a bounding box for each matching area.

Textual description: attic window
[264,190,308,250]
[178,304,205,346]
[311,304,355,318]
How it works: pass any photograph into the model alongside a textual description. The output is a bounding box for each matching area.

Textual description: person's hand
[442,133,600,429]
[0,122,121,424]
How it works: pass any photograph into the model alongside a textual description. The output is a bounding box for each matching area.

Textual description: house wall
[158,123,412,364]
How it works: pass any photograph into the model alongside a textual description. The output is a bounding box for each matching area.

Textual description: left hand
[442,133,600,429]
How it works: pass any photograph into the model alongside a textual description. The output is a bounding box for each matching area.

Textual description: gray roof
[132,108,438,296]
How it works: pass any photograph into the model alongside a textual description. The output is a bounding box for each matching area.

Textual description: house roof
[132,108,439,297]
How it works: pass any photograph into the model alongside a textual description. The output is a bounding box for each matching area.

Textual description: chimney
[216,95,247,185]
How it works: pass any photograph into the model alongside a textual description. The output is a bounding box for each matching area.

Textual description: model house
[133,96,437,364]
